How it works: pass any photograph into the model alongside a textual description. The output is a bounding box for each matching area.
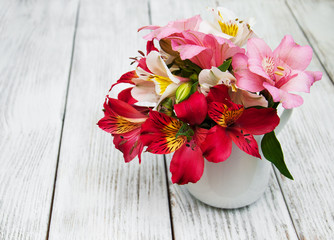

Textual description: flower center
[209,101,244,128]
[219,104,244,127]
[161,118,187,152]
[262,57,276,78]
[149,75,173,95]
[218,21,239,37]
[111,115,142,134]
[217,11,239,37]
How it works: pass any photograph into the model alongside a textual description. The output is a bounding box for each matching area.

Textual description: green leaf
[218,58,232,72]
[189,81,198,95]
[184,60,202,74]
[175,122,194,141]
[260,89,280,109]
[261,131,294,180]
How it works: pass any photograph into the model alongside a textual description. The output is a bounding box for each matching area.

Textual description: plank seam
[147,0,174,238]
[163,155,175,240]
[45,2,81,239]
[272,166,300,240]
[285,0,334,85]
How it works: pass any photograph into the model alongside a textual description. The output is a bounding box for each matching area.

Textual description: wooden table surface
[1,0,334,239]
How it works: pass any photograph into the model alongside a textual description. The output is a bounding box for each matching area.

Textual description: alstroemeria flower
[201,85,279,162]
[140,110,208,184]
[132,51,188,107]
[138,15,202,41]
[98,97,148,163]
[198,67,267,107]
[229,88,268,108]
[198,66,237,95]
[199,7,256,46]
[169,30,244,69]
[232,35,322,108]
[140,92,208,184]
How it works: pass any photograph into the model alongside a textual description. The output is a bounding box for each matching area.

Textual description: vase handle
[275,108,293,135]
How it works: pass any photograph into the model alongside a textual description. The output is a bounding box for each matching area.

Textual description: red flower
[140,92,208,184]
[174,91,207,126]
[202,85,280,162]
[97,97,148,163]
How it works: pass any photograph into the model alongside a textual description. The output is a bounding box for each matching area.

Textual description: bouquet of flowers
[98,8,322,185]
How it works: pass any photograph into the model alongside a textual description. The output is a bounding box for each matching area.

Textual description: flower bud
[175,82,192,103]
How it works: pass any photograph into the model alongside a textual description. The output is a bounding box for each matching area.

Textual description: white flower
[199,7,256,46]
[198,67,267,107]
[131,51,181,107]
[198,67,236,95]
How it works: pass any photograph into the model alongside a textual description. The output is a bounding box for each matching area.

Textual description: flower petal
[140,111,186,154]
[97,98,147,134]
[246,38,275,80]
[113,128,144,163]
[199,67,236,95]
[206,84,230,104]
[235,107,280,135]
[280,91,304,109]
[263,82,304,109]
[228,127,261,158]
[208,101,244,127]
[170,139,204,184]
[201,125,232,162]
[146,40,159,54]
[146,51,180,84]
[139,15,202,41]
[155,83,180,107]
[118,87,138,105]
[109,70,137,91]
[230,88,268,108]
[106,98,147,120]
[174,91,207,125]
[306,70,322,82]
[232,53,265,92]
[247,38,273,61]
[273,35,313,71]
[279,70,313,93]
[131,80,160,103]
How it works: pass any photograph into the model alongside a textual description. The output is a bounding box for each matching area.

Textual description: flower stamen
[277,66,285,71]
[218,11,239,37]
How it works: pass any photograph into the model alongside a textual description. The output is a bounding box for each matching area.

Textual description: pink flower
[201,85,280,162]
[97,98,148,163]
[138,15,202,41]
[232,35,322,108]
[169,31,244,69]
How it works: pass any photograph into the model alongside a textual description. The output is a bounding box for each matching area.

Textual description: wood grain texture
[286,0,334,83]
[235,0,334,238]
[201,0,334,239]
[0,0,79,239]
[165,154,298,240]
[47,0,172,239]
[150,0,298,239]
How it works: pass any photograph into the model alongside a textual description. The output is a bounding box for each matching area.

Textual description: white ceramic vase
[185,108,293,209]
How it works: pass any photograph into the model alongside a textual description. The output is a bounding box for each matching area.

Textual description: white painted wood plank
[164,0,334,238]
[286,0,334,83]
[236,0,334,238]
[165,154,298,240]
[47,0,172,239]
[0,1,79,239]
[150,0,298,239]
